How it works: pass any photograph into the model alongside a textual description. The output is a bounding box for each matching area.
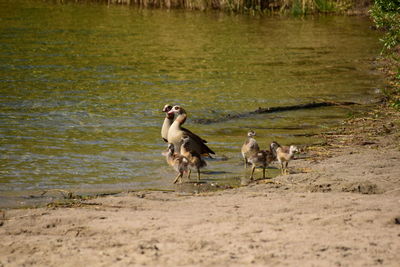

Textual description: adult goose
[161,104,208,144]
[167,105,215,157]
[161,104,174,142]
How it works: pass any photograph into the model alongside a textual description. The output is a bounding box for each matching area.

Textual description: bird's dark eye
[175,107,179,110]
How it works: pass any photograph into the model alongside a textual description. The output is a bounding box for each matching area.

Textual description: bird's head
[167,105,185,115]
[270,141,280,150]
[290,145,299,154]
[162,104,173,113]
[167,143,175,152]
[247,130,256,137]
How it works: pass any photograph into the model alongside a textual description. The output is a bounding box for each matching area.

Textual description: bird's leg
[244,158,247,168]
[197,168,200,182]
[263,166,266,179]
[280,162,284,175]
[187,169,191,180]
[250,165,256,180]
[285,162,289,175]
[173,173,182,184]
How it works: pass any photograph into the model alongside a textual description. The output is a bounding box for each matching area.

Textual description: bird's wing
[183,131,215,155]
[181,127,207,143]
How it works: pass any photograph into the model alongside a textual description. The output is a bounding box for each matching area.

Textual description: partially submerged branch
[193,101,358,124]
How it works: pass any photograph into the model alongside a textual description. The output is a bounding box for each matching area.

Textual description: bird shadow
[205,155,229,161]
[202,170,230,175]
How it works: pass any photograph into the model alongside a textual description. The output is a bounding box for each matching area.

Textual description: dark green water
[0,0,384,207]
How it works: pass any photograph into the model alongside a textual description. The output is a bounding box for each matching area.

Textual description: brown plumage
[241,130,260,168]
[164,143,189,184]
[270,141,280,161]
[161,104,207,144]
[167,105,215,157]
[270,141,299,174]
[248,149,274,180]
[180,136,207,181]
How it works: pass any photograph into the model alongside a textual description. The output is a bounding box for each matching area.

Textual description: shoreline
[1,100,399,266]
[0,100,385,210]
[0,100,390,210]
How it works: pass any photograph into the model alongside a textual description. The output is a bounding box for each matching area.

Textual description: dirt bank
[0,103,399,266]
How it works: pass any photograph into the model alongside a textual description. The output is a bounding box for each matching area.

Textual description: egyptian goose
[241,130,260,168]
[161,104,174,142]
[167,105,215,157]
[180,136,207,181]
[161,104,208,145]
[164,143,189,184]
[248,149,274,180]
[271,141,299,174]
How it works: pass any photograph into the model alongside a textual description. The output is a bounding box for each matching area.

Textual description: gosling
[269,141,282,162]
[164,143,189,184]
[241,130,260,168]
[180,136,207,182]
[247,149,274,180]
[272,141,299,175]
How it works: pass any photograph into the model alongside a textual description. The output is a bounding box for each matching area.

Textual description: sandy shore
[1,108,400,266]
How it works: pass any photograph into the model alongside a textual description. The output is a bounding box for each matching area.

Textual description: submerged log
[193,101,358,124]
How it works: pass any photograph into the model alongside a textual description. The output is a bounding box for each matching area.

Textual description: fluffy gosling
[272,141,299,175]
[241,130,260,168]
[180,136,207,182]
[164,143,189,184]
[247,149,274,180]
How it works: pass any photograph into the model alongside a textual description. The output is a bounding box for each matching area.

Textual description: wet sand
[1,109,400,266]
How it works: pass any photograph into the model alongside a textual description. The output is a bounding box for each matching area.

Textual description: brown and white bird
[164,143,189,184]
[161,104,174,142]
[161,104,209,147]
[241,130,260,168]
[180,136,207,182]
[247,149,274,180]
[270,141,299,175]
[269,141,280,161]
[167,105,215,157]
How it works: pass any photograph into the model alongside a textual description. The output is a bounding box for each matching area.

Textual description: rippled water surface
[0,0,384,206]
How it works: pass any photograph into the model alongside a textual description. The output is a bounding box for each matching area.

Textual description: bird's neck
[161,114,174,141]
[175,113,187,125]
[163,114,174,126]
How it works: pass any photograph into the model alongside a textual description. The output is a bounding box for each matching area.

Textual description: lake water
[0,0,384,207]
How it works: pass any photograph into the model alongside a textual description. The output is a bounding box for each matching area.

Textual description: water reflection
[0,0,384,206]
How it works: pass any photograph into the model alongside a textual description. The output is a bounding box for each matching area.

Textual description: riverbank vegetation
[370,0,400,109]
[56,0,372,15]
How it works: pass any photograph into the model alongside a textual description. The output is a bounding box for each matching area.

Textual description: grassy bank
[55,0,372,15]
[370,0,400,109]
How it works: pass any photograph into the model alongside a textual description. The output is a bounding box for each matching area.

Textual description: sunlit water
[0,0,384,207]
